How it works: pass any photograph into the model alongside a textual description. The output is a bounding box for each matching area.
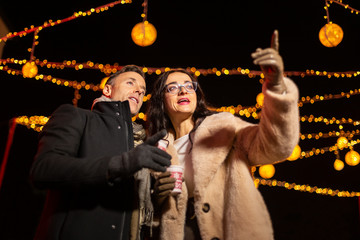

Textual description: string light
[12,115,360,198]
[3,58,360,79]
[3,60,360,123]
[2,0,359,206]
[254,178,360,198]
[328,0,360,15]
[14,115,359,198]
[0,0,132,43]
[298,139,360,160]
[15,116,49,132]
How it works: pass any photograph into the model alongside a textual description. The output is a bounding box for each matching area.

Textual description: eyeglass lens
[166,82,197,94]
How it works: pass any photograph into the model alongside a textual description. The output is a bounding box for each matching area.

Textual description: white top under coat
[173,134,195,198]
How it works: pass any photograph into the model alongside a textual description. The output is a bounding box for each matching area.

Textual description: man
[30,65,171,240]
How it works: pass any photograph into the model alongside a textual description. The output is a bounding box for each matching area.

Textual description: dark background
[0,0,359,239]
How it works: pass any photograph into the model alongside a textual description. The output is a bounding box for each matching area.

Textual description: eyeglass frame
[164,81,198,95]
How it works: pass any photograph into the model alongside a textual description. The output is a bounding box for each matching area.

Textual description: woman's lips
[178,98,190,105]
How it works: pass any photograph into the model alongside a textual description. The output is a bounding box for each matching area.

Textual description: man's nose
[133,86,144,96]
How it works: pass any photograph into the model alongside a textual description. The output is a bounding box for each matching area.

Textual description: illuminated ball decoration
[259,164,275,179]
[287,144,301,161]
[333,159,344,171]
[345,150,360,166]
[22,62,38,78]
[336,137,348,150]
[256,93,264,107]
[100,77,109,89]
[131,21,157,47]
[319,23,343,47]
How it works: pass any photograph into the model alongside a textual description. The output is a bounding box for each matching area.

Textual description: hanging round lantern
[319,22,343,47]
[22,62,38,78]
[345,150,360,166]
[333,159,344,171]
[259,164,275,179]
[287,144,301,161]
[336,137,348,150]
[131,21,157,47]
[256,92,264,107]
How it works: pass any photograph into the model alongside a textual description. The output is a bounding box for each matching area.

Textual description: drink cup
[167,165,184,195]
[157,139,168,151]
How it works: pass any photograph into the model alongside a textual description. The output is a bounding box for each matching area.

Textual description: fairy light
[2,58,360,80]
[328,0,360,15]
[0,0,132,43]
[15,116,49,132]
[298,139,360,160]
[3,1,360,204]
[254,178,360,198]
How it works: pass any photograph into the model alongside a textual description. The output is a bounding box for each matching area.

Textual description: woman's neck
[170,115,194,140]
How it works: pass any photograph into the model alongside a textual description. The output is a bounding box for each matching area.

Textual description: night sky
[0,1,359,239]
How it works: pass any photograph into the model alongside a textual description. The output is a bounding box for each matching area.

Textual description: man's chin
[130,108,140,117]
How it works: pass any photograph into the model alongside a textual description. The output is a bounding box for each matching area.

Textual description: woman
[147,31,300,240]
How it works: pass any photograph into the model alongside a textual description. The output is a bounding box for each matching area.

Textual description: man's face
[103,71,146,116]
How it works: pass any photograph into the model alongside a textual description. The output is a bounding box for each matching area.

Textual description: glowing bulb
[319,23,343,47]
[333,159,344,171]
[259,164,275,179]
[256,93,264,107]
[336,137,348,149]
[345,150,360,166]
[131,21,157,47]
[287,145,301,161]
[22,62,38,78]
[100,77,109,89]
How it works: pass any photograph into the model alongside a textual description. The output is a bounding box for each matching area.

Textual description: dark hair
[146,68,214,136]
[106,65,145,86]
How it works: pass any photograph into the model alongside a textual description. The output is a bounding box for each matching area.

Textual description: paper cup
[157,139,168,151]
[167,165,184,195]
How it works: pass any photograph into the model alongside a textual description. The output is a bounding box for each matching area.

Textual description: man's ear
[103,84,112,97]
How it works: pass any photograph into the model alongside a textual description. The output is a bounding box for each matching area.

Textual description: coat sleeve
[30,104,111,189]
[236,77,300,166]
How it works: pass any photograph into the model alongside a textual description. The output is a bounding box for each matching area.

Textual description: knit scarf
[92,95,154,239]
[132,122,154,239]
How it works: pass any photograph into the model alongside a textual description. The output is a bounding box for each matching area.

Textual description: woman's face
[164,72,197,119]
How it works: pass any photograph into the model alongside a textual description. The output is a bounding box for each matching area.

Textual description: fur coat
[156,78,300,240]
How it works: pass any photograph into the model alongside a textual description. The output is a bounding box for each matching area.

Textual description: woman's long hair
[146,68,214,136]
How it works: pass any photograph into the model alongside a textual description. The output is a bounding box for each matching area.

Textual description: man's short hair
[106,65,145,86]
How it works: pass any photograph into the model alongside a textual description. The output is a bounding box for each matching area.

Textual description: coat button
[202,203,210,213]
[111,225,116,229]
[116,112,120,116]
[117,126,121,129]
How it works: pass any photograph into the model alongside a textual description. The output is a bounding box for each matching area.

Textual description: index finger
[271,30,279,52]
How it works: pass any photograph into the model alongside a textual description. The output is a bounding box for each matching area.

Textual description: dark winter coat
[31,101,136,240]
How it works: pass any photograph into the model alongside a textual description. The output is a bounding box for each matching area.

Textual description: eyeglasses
[164,82,198,95]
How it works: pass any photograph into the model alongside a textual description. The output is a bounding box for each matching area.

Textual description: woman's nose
[178,86,187,94]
